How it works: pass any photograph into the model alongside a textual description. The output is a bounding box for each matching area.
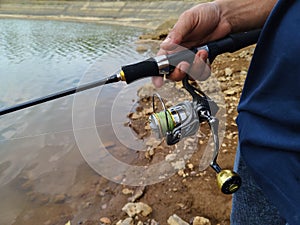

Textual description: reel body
[149,77,241,194]
[149,101,200,145]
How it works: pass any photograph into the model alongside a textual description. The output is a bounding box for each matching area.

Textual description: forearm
[215,0,277,32]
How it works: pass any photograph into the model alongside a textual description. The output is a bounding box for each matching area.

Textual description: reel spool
[149,77,241,194]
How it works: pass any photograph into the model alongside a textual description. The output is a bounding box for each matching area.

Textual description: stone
[136,45,148,52]
[116,218,134,225]
[171,159,186,170]
[149,219,159,225]
[53,194,66,204]
[21,180,34,191]
[224,89,236,95]
[167,214,189,225]
[100,217,111,224]
[128,186,145,202]
[122,188,134,195]
[165,153,177,162]
[145,137,161,148]
[224,67,233,76]
[130,112,142,120]
[187,163,194,170]
[137,84,155,98]
[122,202,152,217]
[192,216,211,225]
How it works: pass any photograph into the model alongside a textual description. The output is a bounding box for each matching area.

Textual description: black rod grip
[121,30,260,84]
[206,29,261,62]
[121,58,159,84]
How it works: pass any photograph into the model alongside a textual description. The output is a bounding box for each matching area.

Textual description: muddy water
[0,19,152,224]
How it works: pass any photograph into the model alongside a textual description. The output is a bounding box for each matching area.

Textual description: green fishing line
[154,110,175,136]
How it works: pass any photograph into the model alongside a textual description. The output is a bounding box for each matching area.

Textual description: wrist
[214,0,276,32]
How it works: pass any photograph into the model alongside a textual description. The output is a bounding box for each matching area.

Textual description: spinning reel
[149,76,241,194]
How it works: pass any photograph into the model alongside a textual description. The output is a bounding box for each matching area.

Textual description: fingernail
[161,37,172,46]
[197,50,208,61]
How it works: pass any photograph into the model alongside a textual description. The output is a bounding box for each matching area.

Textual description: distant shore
[0,1,207,29]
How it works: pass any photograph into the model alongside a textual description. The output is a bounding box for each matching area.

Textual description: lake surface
[0,19,153,224]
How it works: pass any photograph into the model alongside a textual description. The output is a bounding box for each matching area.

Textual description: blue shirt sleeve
[237,0,300,224]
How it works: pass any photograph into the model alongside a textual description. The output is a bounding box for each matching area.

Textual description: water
[0,19,153,224]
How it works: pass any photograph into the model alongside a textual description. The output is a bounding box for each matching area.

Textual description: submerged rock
[53,193,67,204]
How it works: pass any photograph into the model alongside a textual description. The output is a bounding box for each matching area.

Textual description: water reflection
[0,18,150,224]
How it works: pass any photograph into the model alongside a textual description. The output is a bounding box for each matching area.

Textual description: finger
[189,50,211,81]
[152,76,164,88]
[168,61,190,81]
[160,11,194,51]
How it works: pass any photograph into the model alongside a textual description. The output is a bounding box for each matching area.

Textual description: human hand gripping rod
[0,29,260,116]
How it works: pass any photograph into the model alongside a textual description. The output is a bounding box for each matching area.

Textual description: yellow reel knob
[216,170,241,194]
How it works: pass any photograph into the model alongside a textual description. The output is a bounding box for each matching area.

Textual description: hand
[152,2,232,87]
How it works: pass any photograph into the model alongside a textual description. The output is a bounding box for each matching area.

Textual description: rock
[167,214,189,225]
[101,204,107,209]
[165,153,177,162]
[128,186,145,202]
[137,84,155,98]
[149,219,159,225]
[116,218,134,225]
[65,221,71,225]
[21,180,34,191]
[187,163,194,170]
[144,108,153,115]
[100,217,111,224]
[130,112,142,120]
[122,188,134,195]
[136,45,148,52]
[177,169,185,177]
[122,202,152,217]
[145,137,161,148]
[171,159,186,170]
[27,192,49,205]
[192,216,211,225]
[224,89,236,95]
[224,67,233,76]
[145,123,151,130]
[53,194,66,204]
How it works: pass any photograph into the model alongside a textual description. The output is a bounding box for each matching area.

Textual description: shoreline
[0,1,205,29]
[0,14,158,29]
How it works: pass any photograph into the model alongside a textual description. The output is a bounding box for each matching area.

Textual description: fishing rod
[0,29,260,116]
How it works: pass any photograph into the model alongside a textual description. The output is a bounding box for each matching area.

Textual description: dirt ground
[70,32,254,224]
[10,27,255,225]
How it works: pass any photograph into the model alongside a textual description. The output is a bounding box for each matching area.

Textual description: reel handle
[216,169,242,194]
